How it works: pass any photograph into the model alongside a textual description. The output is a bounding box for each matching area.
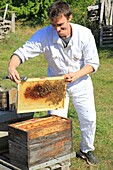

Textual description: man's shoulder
[37,25,53,33]
[30,25,53,41]
[71,23,91,33]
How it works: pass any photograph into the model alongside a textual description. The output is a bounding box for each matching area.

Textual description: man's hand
[64,65,94,83]
[8,67,20,84]
[8,55,21,84]
[64,72,79,83]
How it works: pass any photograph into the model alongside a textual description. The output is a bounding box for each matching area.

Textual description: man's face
[50,14,72,38]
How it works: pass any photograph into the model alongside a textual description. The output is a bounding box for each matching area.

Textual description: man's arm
[8,54,21,84]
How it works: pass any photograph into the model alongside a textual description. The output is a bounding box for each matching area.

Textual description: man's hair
[48,1,72,20]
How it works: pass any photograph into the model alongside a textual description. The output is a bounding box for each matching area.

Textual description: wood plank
[101,44,113,47]
[0,110,34,124]
[0,91,8,110]
[29,120,71,140]
[100,0,105,24]
[103,40,113,44]
[3,4,8,22]
[103,37,113,40]
[0,159,21,170]
[9,139,72,167]
[0,92,8,99]
[0,132,8,154]
[0,99,7,103]
[9,128,72,147]
[9,115,58,129]
[29,129,72,146]
[9,88,17,111]
[0,164,10,170]
[9,88,17,105]
[29,140,72,166]
[17,77,66,113]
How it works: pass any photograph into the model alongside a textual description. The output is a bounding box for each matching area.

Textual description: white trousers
[48,76,96,153]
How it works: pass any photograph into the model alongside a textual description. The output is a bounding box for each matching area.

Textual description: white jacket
[14,23,99,81]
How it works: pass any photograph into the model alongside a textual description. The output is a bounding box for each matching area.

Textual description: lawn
[0,25,113,170]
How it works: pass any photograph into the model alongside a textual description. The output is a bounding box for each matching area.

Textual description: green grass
[0,25,113,170]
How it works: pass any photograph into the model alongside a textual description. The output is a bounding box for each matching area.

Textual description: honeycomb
[24,80,66,105]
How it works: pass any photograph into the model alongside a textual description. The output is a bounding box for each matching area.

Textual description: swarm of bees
[24,80,66,105]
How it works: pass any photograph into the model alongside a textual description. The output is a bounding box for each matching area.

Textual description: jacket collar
[51,23,74,46]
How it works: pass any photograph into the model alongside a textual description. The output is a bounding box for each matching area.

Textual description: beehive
[8,115,73,170]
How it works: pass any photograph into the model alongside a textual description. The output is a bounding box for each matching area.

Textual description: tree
[0,0,95,26]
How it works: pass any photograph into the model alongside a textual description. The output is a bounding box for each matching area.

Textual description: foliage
[0,0,54,25]
[0,0,97,26]
[67,0,94,25]
[0,0,100,43]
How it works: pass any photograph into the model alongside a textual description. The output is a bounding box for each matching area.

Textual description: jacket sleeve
[13,29,45,63]
[82,30,99,73]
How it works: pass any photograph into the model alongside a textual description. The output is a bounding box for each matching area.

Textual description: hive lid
[17,76,66,113]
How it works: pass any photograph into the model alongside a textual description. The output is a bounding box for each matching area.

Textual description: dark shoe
[76,150,98,166]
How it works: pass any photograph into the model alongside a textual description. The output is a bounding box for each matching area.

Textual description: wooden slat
[0,132,8,154]
[0,92,8,99]
[0,110,34,124]
[0,99,7,106]
[9,115,58,129]
[100,0,105,25]
[28,119,71,140]
[0,91,8,110]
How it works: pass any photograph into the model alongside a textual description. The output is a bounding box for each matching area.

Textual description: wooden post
[100,0,105,25]
[105,0,111,25]
[99,26,103,47]
[110,2,113,25]
[3,4,8,22]
[11,12,15,33]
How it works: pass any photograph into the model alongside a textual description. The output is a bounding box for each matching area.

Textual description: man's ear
[69,14,72,21]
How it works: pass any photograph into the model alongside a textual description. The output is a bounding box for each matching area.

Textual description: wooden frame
[17,77,66,113]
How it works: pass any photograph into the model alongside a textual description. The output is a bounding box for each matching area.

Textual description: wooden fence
[0,4,15,40]
[99,0,113,47]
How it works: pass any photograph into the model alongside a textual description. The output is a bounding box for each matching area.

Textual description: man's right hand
[8,67,20,84]
[8,55,21,84]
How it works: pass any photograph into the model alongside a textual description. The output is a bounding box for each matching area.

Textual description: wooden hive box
[0,90,9,110]
[0,87,17,111]
[8,115,73,170]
